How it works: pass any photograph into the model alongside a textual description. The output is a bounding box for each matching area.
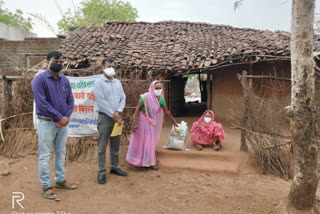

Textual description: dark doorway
[168,74,208,117]
[182,74,207,117]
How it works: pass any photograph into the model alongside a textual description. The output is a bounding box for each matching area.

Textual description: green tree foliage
[58,0,138,34]
[0,0,32,31]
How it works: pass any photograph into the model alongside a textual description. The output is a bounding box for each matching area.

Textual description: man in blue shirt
[93,57,127,184]
[31,51,77,200]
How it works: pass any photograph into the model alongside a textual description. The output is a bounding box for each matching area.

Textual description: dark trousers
[97,112,120,175]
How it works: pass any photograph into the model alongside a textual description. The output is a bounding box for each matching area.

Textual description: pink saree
[126,81,164,167]
[190,110,226,146]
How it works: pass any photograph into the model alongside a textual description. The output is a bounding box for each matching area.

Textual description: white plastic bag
[163,121,189,150]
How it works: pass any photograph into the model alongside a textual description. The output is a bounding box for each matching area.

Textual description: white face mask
[104,67,115,77]
[204,117,212,123]
[154,89,162,96]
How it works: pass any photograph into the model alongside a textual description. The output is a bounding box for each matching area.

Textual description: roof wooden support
[173,57,291,77]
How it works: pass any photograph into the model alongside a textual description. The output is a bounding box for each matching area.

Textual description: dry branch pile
[232,76,293,179]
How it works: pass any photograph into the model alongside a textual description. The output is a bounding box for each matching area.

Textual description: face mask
[154,89,162,96]
[50,63,63,73]
[204,117,212,123]
[104,67,115,77]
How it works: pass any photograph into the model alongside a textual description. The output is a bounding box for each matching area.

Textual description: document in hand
[111,122,124,137]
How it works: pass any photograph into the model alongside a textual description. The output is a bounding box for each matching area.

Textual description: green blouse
[139,96,166,111]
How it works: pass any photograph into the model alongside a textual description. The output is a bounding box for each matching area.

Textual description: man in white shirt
[93,57,127,184]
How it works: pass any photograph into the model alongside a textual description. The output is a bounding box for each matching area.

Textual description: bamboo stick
[264,141,292,149]
[0,76,28,81]
[0,112,33,122]
[238,70,249,152]
[237,75,320,83]
[0,115,4,141]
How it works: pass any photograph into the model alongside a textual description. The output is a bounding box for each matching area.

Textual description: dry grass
[0,75,157,162]
[122,80,150,107]
[0,77,35,158]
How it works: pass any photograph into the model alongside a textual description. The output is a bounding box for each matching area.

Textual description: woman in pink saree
[126,81,178,169]
[191,110,226,151]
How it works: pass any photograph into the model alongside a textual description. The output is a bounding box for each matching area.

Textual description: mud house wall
[251,60,291,104]
[210,65,245,121]
[0,38,62,75]
[210,61,291,121]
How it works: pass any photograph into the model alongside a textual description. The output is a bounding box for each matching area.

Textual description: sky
[2,0,320,37]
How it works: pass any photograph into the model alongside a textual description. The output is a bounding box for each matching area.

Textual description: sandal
[213,142,221,151]
[55,180,77,190]
[43,187,57,200]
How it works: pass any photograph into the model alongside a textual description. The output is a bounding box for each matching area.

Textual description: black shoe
[98,174,106,184]
[110,167,128,177]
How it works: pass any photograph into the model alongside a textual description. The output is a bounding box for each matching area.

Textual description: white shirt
[92,75,126,118]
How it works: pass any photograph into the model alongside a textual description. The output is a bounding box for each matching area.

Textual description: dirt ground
[0,117,292,214]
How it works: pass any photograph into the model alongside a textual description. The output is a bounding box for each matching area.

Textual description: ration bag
[163,121,188,150]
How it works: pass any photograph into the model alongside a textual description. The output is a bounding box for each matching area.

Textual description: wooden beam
[18,53,48,56]
[0,73,171,82]
[246,75,291,81]
[245,75,320,83]
[187,57,291,74]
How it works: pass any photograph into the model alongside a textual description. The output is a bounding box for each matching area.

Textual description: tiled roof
[59,21,290,76]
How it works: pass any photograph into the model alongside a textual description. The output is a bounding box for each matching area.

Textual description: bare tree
[233,0,244,11]
[27,13,56,35]
[285,0,319,212]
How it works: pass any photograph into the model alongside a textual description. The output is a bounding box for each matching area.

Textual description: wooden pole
[0,115,4,142]
[210,73,213,110]
[26,56,30,69]
[237,70,249,152]
[249,57,253,89]
[206,73,210,109]
[1,78,13,132]
[165,81,170,110]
